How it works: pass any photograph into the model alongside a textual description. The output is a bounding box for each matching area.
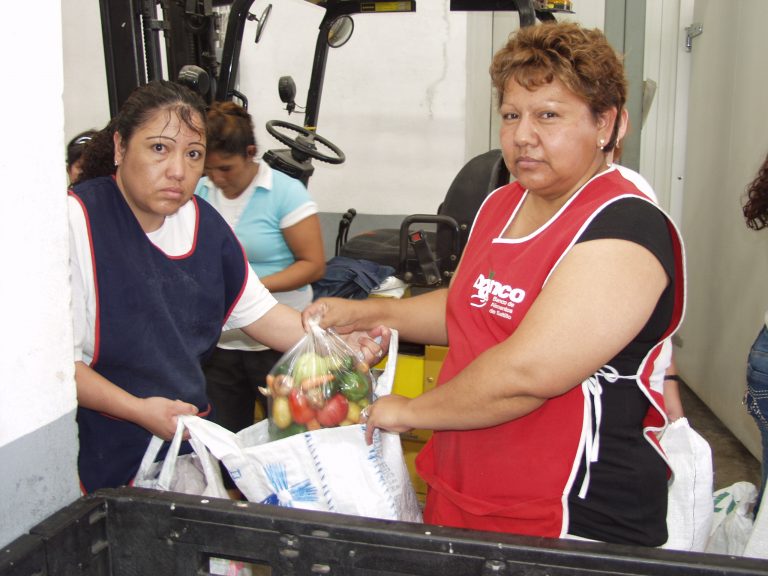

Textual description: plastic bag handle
[179,414,241,460]
[156,418,186,489]
[135,418,185,490]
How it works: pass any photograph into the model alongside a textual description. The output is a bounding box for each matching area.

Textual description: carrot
[300,373,335,391]
[264,374,275,396]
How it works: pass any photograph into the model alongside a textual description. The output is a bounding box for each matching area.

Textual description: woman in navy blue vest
[68,81,386,493]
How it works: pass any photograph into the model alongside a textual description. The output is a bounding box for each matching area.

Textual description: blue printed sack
[180,331,422,523]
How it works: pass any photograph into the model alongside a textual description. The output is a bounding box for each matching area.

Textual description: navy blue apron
[71,177,247,492]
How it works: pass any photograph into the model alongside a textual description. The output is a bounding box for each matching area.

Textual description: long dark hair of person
[73,123,116,185]
[743,152,768,231]
[75,80,207,185]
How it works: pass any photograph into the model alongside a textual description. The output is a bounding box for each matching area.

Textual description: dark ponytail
[75,121,117,184]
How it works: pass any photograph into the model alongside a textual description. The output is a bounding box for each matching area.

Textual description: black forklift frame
[97,0,560,122]
[99,0,147,117]
[99,0,225,117]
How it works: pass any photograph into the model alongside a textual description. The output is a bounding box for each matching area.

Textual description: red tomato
[289,388,316,424]
[316,393,349,427]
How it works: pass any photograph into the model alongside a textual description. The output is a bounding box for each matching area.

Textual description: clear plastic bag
[263,320,373,441]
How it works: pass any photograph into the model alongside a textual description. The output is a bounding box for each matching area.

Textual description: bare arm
[364,238,669,437]
[259,215,326,293]
[75,361,198,440]
[305,287,449,346]
[242,302,389,367]
[240,303,306,352]
[663,358,685,421]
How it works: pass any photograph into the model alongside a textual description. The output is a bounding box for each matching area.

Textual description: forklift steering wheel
[266,120,345,164]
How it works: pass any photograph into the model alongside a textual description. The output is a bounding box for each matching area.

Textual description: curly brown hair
[743,152,768,230]
[490,21,627,152]
[206,101,257,157]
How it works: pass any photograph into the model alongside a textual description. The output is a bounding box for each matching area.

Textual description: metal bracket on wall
[685,23,703,52]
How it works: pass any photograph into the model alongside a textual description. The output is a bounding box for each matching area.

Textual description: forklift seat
[336,149,510,288]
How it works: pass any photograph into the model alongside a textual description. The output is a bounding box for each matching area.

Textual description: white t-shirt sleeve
[68,195,95,364]
[224,264,278,330]
[280,200,318,229]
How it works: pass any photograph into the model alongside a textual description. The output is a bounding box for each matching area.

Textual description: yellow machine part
[380,344,448,506]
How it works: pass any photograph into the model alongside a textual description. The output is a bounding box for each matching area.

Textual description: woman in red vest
[305,21,685,546]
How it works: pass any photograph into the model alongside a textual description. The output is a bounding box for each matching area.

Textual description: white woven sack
[660,417,713,551]
[706,481,758,556]
[744,490,768,559]
[221,420,421,521]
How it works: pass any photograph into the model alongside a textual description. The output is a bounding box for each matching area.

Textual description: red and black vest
[416,167,685,543]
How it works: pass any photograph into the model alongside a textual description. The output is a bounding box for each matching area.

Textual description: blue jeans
[746,325,768,513]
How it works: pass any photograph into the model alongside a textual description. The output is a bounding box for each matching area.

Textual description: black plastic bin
[2,487,767,575]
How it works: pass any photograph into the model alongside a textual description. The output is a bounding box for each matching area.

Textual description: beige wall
[676,0,768,459]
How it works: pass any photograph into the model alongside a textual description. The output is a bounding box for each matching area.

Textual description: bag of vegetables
[263,320,374,441]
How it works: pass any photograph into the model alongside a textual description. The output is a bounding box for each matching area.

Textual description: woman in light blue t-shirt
[195,101,326,434]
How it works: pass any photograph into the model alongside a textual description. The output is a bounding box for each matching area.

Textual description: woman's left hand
[360,394,412,445]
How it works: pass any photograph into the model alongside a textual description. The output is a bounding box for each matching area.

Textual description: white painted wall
[0,0,80,548]
[0,5,77,449]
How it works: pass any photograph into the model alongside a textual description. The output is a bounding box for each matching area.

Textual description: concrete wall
[0,0,81,548]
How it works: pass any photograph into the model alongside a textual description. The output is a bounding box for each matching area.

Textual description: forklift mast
[99,0,230,117]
